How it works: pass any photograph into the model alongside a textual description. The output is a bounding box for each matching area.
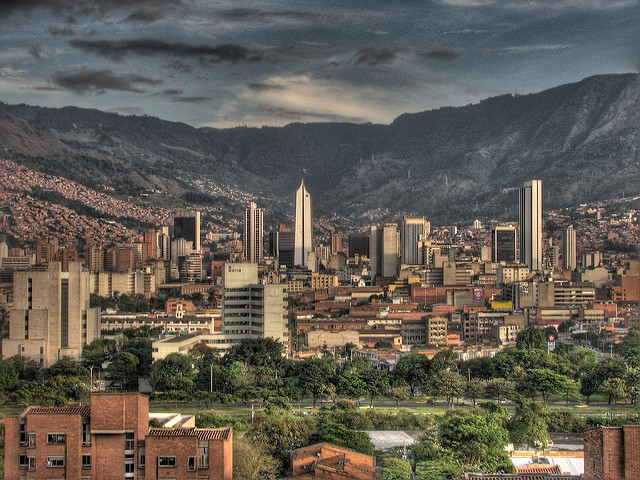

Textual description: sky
[0,0,637,128]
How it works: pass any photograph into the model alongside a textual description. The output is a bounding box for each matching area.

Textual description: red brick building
[584,425,640,480]
[4,393,233,480]
[289,443,378,480]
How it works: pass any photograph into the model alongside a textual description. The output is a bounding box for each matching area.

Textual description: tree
[361,368,390,406]
[625,369,640,405]
[225,338,284,369]
[516,327,547,351]
[296,357,336,407]
[431,349,458,373]
[465,379,485,408]
[380,457,412,480]
[391,385,411,405]
[414,459,466,480]
[338,370,368,399]
[375,340,393,349]
[82,338,118,371]
[523,368,568,404]
[439,412,511,471]
[432,370,465,409]
[233,438,279,480]
[245,415,310,468]
[150,353,194,393]
[558,320,576,337]
[106,352,140,391]
[485,378,514,402]
[600,378,627,406]
[123,337,153,377]
[47,356,89,381]
[508,399,550,448]
[392,354,430,396]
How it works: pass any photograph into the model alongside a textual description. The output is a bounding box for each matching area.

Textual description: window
[81,477,92,480]
[187,457,196,471]
[125,461,135,476]
[82,422,91,445]
[19,421,27,444]
[28,457,36,471]
[19,455,29,469]
[198,443,209,469]
[82,454,91,468]
[27,432,36,448]
[47,433,66,444]
[138,442,146,468]
[47,457,65,467]
[158,457,177,467]
[125,432,135,452]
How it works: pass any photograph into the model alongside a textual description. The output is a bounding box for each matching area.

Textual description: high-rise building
[519,180,543,271]
[157,226,171,261]
[370,223,399,279]
[35,237,59,264]
[222,263,288,342]
[2,261,100,366]
[331,232,343,255]
[243,201,264,264]
[492,226,517,263]
[174,211,201,253]
[401,217,428,265]
[142,228,158,263]
[563,225,577,271]
[294,180,313,267]
[349,233,369,258]
[277,226,295,268]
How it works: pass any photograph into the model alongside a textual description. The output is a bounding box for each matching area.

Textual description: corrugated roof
[148,427,231,440]
[25,406,91,417]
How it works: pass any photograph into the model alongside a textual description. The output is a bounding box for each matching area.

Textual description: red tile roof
[148,427,231,440]
[25,406,91,417]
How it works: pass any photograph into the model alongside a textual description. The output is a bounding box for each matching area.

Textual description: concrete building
[277,226,295,269]
[2,261,100,367]
[174,211,201,253]
[519,180,543,271]
[244,201,264,264]
[370,223,399,279]
[349,233,369,258]
[492,226,517,263]
[563,225,577,271]
[3,393,233,480]
[222,263,288,342]
[294,180,313,267]
[401,217,428,265]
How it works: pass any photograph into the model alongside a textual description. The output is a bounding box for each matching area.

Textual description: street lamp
[210,363,214,394]
[89,365,94,391]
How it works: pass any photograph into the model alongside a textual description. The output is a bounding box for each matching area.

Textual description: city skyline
[0,1,636,127]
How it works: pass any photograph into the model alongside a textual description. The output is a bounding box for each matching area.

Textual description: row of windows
[19,426,91,447]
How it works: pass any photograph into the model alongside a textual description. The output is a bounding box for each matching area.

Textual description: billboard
[491,301,514,310]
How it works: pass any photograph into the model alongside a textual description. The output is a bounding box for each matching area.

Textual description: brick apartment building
[289,443,378,480]
[584,425,640,480]
[4,393,233,480]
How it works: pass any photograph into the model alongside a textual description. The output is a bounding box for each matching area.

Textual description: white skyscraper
[244,201,264,264]
[294,179,313,267]
[563,224,577,271]
[519,180,543,271]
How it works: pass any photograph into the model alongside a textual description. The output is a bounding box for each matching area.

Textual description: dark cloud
[69,38,267,63]
[172,96,210,103]
[215,8,333,23]
[108,106,144,114]
[247,83,286,91]
[28,44,44,60]
[0,0,187,18]
[154,89,184,96]
[353,48,398,66]
[417,50,461,61]
[49,66,161,94]
[123,5,165,23]
[166,61,193,73]
[48,26,75,36]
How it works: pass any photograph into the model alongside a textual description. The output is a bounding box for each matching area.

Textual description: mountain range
[1,73,638,226]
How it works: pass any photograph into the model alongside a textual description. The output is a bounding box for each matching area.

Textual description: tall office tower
[178,252,203,283]
[294,180,313,267]
[142,228,158,263]
[349,233,369,258]
[277,225,295,268]
[370,223,399,278]
[1,261,100,366]
[563,225,577,271]
[243,201,264,264]
[174,211,201,253]
[36,236,59,264]
[86,245,104,272]
[157,226,171,260]
[492,226,517,263]
[519,180,543,271]
[222,263,288,342]
[401,217,428,265]
[331,232,343,255]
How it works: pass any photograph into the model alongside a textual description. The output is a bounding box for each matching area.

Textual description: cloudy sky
[0,0,637,128]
